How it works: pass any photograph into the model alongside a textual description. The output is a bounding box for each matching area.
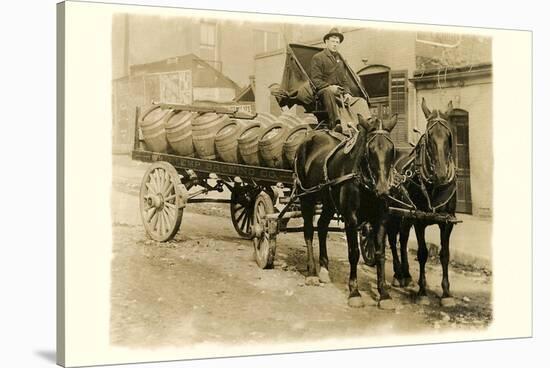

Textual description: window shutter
[390,71,408,146]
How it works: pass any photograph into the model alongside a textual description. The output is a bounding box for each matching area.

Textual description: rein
[293,125,397,215]
[392,115,457,213]
[420,118,456,186]
[360,129,396,191]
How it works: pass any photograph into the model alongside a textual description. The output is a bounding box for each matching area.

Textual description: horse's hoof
[391,277,401,287]
[348,296,365,308]
[378,298,396,310]
[417,296,431,306]
[440,297,456,307]
[403,277,414,288]
[319,268,331,283]
[305,276,320,286]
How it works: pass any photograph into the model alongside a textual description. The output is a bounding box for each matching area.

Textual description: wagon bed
[132,149,294,185]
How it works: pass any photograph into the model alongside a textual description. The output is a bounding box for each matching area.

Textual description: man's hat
[323,27,344,43]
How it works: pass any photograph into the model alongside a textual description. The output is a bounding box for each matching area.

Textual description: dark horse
[387,98,457,307]
[295,114,398,309]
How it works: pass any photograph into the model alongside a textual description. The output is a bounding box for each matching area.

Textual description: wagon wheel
[139,161,187,242]
[359,223,376,267]
[230,185,255,239]
[252,192,277,269]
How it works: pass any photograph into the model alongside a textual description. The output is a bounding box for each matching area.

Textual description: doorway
[450,109,472,214]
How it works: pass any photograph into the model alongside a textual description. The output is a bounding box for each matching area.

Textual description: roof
[233,84,255,102]
[129,53,240,91]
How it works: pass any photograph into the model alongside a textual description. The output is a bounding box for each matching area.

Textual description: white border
[1,0,547,367]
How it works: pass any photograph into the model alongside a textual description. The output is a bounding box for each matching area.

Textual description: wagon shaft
[388,207,462,224]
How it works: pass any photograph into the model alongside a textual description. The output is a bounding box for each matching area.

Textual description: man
[310,27,354,131]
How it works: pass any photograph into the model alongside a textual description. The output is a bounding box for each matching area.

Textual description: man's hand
[328,85,344,95]
[343,93,352,104]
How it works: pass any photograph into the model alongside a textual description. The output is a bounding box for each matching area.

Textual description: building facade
[253,27,492,217]
[112,16,492,217]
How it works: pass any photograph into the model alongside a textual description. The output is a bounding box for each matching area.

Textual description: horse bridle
[421,117,455,185]
[362,129,396,189]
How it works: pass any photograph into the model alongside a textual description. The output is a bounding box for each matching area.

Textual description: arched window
[357,65,390,100]
[357,65,409,146]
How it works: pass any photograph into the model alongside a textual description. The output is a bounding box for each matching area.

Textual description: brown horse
[387,98,457,307]
[294,114,398,309]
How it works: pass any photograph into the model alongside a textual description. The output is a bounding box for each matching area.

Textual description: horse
[387,98,457,307]
[294,113,398,309]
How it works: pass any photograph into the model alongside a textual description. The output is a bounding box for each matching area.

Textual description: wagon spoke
[163,206,175,223]
[157,211,164,235]
[236,206,247,223]
[157,169,165,192]
[242,211,251,232]
[158,170,165,192]
[164,202,176,210]
[145,207,156,222]
[161,171,171,195]
[233,205,243,218]
[166,209,177,227]
[149,173,159,193]
[245,214,251,233]
[163,210,170,234]
[151,211,159,230]
[155,211,161,233]
[162,210,169,234]
[151,171,159,192]
[164,194,176,202]
[145,182,155,195]
[163,182,174,197]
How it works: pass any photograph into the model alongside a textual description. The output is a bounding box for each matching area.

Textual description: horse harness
[293,127,395,217]
[387,116,457,213]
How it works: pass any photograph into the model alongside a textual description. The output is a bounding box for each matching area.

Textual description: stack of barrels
[139,105,317,170]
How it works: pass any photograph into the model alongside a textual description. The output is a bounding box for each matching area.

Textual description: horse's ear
[421,97,431,119]
[383,113,398,133]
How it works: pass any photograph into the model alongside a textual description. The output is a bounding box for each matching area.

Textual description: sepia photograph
[56,1,533,367]
[110,6,492,347]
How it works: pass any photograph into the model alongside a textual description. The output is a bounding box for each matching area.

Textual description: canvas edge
[56,1,66,367]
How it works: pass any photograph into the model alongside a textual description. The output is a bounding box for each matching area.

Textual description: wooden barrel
[215,120,243,163]
[139,105,170,153]
[165,111,195,157]
[192,113,229,160]
[303,114,318,125]
[278,113,302,128]
[258,122,289,169]
[255,112,279,128]
[283,124,311,169]
[237,123,263,166]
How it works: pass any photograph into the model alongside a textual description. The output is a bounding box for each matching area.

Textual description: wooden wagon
[131,43,459,270]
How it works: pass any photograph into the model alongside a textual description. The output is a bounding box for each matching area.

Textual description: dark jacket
[310,48,351,95]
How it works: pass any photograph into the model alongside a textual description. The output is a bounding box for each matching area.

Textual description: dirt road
[110,160,492,348]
